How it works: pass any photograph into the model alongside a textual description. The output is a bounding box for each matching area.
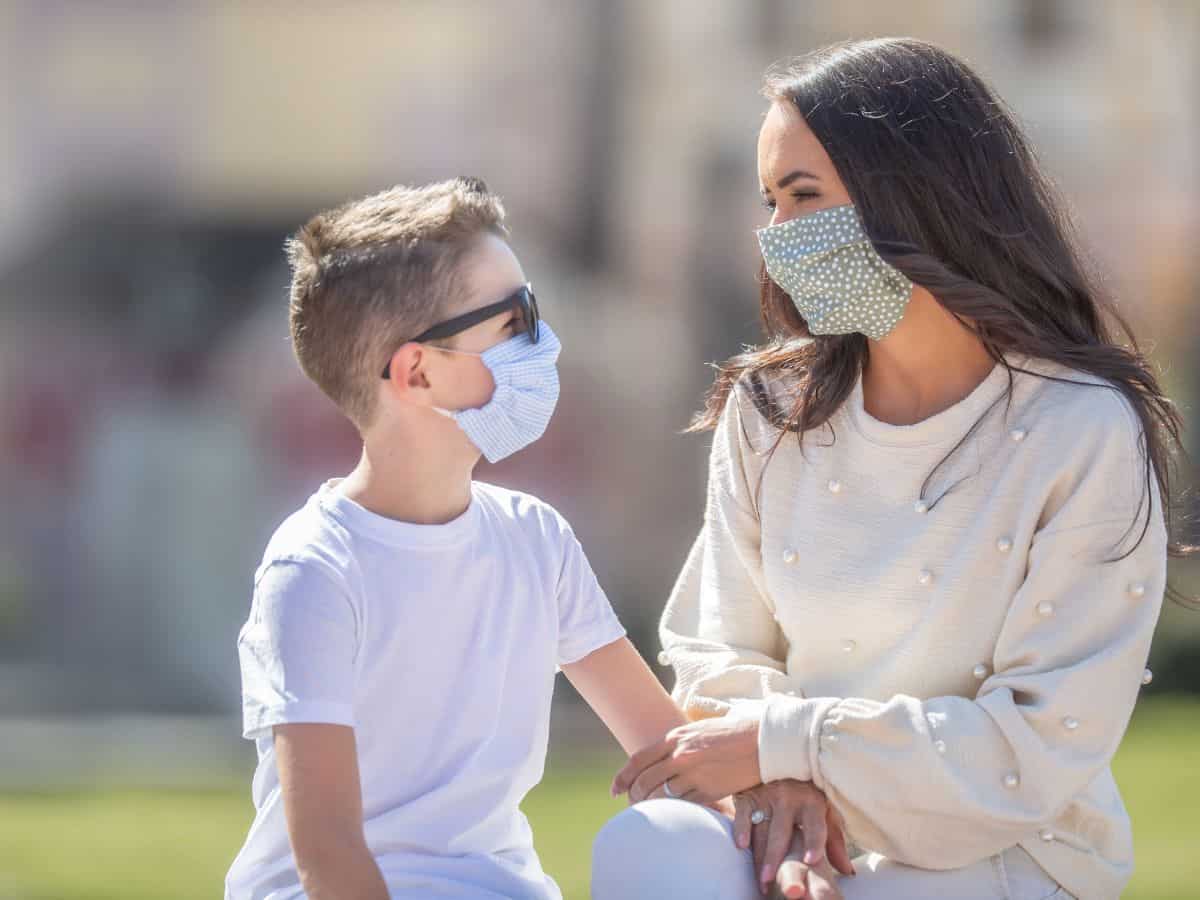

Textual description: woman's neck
[861,286,997,426]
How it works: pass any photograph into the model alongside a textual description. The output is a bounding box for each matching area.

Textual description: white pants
[592,799,1075,900]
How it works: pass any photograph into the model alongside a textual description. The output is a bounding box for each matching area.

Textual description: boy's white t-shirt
[224,478,626,900]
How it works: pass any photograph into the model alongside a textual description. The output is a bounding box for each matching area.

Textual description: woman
[593,38,1193,900]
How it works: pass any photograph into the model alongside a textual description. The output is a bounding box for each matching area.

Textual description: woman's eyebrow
[772,169,820,190]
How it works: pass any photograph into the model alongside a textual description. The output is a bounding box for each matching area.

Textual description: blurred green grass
[0,695,1196,899]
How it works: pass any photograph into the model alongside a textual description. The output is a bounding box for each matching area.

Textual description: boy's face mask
[755,203,913,340]
[433,322,562,464]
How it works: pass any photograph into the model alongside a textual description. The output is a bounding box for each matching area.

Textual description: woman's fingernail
[760,865,773,883]
[804,848,821,864]
[737,833,748,848]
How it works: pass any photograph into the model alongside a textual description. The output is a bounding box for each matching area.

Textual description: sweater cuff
[726,698,768,722]
[758,695,841,785]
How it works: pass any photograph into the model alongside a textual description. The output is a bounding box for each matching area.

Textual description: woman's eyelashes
[761,190,820,211]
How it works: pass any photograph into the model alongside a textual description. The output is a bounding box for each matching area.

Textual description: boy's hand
[710,795,738,817]
[769,833,846,900]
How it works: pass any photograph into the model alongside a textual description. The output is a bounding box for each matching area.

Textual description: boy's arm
[274,723,390,900]
[561,637,687,755]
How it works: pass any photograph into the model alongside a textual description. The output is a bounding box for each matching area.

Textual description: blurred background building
[0,0,1197,790]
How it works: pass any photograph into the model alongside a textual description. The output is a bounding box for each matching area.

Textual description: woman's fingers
[627,758,680,803]
[732,794,752,849]
[824,808,855,876]
[610,739,672,796]
[751,814,770,886]
[759,804,797,891]
[797,801,828,866]
[642,783,670,802]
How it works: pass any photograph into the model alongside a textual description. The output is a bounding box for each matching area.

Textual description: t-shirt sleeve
[554,520,626,668]
[236,557,360,741]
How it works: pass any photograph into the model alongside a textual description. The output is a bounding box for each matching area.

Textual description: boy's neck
[338,436,477,527]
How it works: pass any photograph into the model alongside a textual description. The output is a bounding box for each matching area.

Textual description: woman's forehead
[757,103,829,186]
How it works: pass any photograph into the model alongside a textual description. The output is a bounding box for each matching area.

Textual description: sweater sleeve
[659,382,793,721]
[756,396,1167,868]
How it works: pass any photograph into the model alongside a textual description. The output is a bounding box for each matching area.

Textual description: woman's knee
[591,799,756,899]
[592,800,710,877]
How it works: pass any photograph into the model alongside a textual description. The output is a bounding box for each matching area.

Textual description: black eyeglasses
[382,283,540,379]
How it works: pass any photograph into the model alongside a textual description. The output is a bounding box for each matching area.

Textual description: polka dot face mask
[756,203,913,340]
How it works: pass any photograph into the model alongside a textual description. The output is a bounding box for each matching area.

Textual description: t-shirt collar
[317,478,480,547]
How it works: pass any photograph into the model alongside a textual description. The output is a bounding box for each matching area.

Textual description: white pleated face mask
[756,203,913,340]
[434,322,562,464]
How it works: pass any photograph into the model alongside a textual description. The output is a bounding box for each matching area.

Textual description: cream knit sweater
[659,352,1166,900]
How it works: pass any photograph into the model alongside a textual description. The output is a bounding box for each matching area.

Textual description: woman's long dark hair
[693,37,1197,608]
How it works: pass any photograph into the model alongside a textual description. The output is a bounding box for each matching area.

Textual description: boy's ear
[384,343,435,401]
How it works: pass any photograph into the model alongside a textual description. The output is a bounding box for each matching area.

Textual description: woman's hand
[733,780,855,896]
[610,715,761,806]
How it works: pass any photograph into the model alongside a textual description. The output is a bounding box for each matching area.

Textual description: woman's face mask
[755,203,913,340]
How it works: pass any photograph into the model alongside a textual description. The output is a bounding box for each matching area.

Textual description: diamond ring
[750,808,770,825]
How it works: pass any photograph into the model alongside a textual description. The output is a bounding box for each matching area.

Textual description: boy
[224,177,687,899]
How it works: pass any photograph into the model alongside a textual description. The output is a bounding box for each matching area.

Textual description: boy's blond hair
[286,176,507,429]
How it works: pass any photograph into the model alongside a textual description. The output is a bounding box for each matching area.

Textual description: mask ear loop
[426,343,491,419]
[426,325,552,415]
[428,344,483,360]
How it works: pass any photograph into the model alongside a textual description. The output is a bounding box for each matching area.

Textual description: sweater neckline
[844,354,1024,448]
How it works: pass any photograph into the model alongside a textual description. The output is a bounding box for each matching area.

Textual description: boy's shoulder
[255,488,353,585]
[472,481,579,544]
